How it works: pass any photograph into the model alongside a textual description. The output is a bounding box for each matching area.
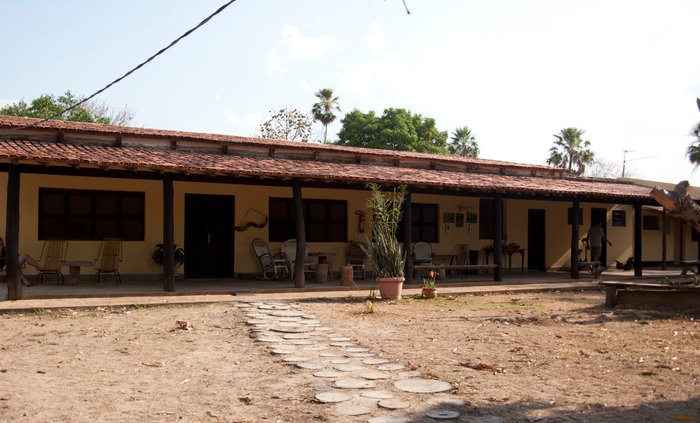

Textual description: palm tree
[312,88,340,143]
[448,126,479,157]
[687,98,700,167]
[547,127,594,176]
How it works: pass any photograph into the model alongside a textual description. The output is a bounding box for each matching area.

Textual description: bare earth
[0,290,698,422]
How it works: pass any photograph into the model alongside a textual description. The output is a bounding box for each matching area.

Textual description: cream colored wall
[15,174,163,276]
[681,223,699,261]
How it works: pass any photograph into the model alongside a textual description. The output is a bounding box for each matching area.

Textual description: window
[39,188,144,240]
[692,227,698,242]
[567,208,583,225]
[396,203,439,243]
[642,215,660,230]
[268,198,347,242]
[612,210,626,227]
[479,198,504,240]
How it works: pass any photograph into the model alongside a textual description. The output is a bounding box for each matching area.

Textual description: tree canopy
[546,127,594,176]
[259,107,313,142]
[448,126,479,157]
[0,91,134,126]
[335,108,448,154]
[686,98,700,167]
[311,88,340,143]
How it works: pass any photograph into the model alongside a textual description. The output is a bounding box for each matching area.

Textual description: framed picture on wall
[444,212,455,224]
[455,213,465,227]
[467,212,477,223]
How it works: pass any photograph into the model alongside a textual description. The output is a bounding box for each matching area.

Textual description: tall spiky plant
[362,184,407,279]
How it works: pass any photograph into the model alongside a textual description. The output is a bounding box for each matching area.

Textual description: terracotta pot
[377,277,405,300]
[422,288,437,299]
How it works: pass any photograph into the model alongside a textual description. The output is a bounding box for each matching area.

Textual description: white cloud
[223,109,263,136]
[265,25,339,73]
[363,23,387,49]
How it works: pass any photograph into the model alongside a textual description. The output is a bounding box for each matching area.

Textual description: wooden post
[634,202,643,277]
[494,194,503,282]
[661,209,667,270]
[403,190,412,280]
[293,182,305,288]
[163,174,176,292]
[5,165,22,300]
[571,198,580,279]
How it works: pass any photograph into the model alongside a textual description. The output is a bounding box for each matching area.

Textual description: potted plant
[422,269,437,298]
[362,183,407,300]
[152,243,185,276]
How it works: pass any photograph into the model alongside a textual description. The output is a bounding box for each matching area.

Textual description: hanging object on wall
[234,208,268,232]
[355,210,366,234]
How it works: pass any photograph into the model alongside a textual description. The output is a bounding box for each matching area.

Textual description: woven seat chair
[36,240,68,285]
[94,238,123,284]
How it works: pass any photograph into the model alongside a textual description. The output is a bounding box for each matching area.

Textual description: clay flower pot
[377,277,404,300]
[422,288,437,299]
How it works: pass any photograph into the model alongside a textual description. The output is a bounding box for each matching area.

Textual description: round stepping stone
[258,304,291,310]
[329,358,352,364]
[319,352,342,357]
[315,391,352,403]
[359,371,391,380]
[246,319,269,325]
[270,310,305,317]
[298,319,322,325]
[290,340,315,345]
[329,337,352,342]
[426,410,460,420]
[270,348,296,355]
[363,358,390,365]
[282,356,310,363]
[394,378,452,393]
[368,417,409,423]
[296,362,325,370]
[313,370,343,378]
[334,364,367,372]
[256,336,285,343]
[234,303,252,308]
[270,326,313,334]
[361,390,394,399]
[378,398,411,410]
[304,345,329,351]
[278,317,302,323]
[336,404,371,416]
[333,378,376,389]
[343,347,369,353]
[282,333,309,339]
[378,363,405,371]
[278,321,304,327]
[348,353,374,358]
[398,371,422,378]
[330,342,355,347]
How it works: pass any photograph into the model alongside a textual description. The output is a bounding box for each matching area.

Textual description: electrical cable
[0,0,237,133]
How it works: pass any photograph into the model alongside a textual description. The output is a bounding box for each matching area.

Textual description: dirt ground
[0,290,698,422]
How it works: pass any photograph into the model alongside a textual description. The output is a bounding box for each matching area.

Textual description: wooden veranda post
[293,182,305,288]
[163,174,176,292]
[634,202,643,277]
[402,190,412,280]
[494,194,503,282]
[661,209,667,270]
[571,198,580,279]
[5,165,21,300]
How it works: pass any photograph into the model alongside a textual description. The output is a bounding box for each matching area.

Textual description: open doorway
[184,194,234,278]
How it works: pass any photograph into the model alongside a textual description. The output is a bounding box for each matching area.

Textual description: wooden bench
[413,264,498,280]
[599,280,700,308]
[680,260,700,276]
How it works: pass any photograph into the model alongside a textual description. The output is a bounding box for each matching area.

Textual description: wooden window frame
[397,203,439,243]
[268,198,347,242]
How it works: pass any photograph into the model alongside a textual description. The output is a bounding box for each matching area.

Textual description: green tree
[546,127,594,176]
[259,107,313,142]
[0,91,134,125]
[686,98,700,166]
[448,126,479,157]
[336,108,448,154]
[311,88,340,143]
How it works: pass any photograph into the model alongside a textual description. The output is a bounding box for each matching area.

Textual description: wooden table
[483,247,526,273]
[309,252,335,283]
[60,260,92,285]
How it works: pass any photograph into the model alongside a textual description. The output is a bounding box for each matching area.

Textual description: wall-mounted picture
[443,212,455,224]
[455,213,465,227]
[467,212,478,223]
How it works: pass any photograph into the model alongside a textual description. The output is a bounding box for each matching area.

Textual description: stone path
[235,301,504,422]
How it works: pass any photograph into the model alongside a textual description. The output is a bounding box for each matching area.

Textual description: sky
[2,0,700,185]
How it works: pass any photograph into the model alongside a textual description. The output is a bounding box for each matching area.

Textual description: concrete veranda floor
[0,266,690,312]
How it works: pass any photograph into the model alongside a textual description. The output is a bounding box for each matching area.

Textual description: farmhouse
[1,115,697,299]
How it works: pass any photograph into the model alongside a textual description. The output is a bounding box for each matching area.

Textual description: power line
[0,0,237,134]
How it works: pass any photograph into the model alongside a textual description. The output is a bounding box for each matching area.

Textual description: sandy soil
[0,290,698,422]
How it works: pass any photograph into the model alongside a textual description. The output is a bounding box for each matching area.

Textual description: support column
[402,190,412,280]
[162,174,176,292]
[293,182,305,288]
[634,202,643,277]
[494,194,503,282]
[661,209,667,270]
[5,165,21,300]
[571,198,580,279]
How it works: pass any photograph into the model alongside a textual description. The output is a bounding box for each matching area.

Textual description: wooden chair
[346,241,367,280]
[280,239,315,279]
[36,240,68,284]
[94,238,122,284]
[252,238,287,279]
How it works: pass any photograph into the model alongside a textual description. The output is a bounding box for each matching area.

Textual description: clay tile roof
[0,116,656,201]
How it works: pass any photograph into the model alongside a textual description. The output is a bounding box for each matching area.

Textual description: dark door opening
[185,194,234,278]
[527,209,546,271]
[590,207,608,266]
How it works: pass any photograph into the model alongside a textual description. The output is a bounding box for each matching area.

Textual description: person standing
[587,221,612,275]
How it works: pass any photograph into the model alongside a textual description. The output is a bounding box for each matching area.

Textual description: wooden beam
[162,174,176,292]
[494,194,503,282]
[403,190,413,280]
[662,209,667,270]
[570,198,580,279]
[5,165,22,300]
[293,182,305,288]
[634,202,643,277]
